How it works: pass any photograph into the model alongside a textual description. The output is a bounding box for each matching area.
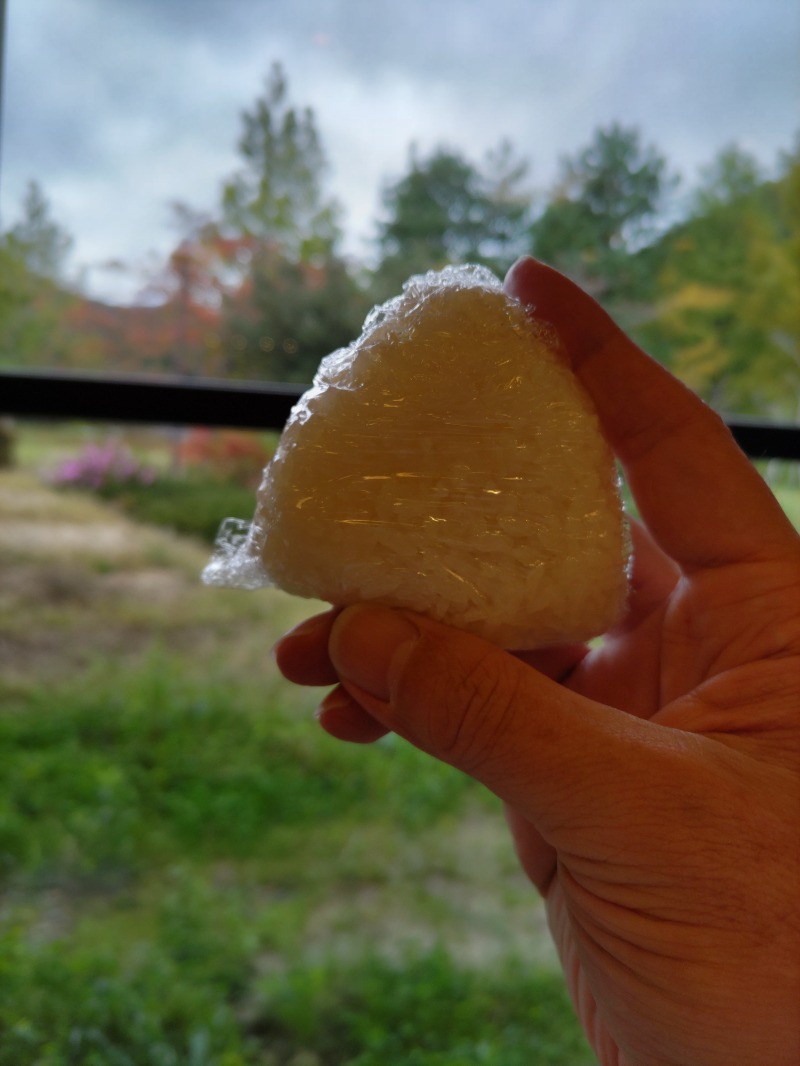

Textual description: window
[1,4,798,1061]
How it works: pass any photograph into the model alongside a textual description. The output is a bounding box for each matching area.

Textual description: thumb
[329,603,691,846]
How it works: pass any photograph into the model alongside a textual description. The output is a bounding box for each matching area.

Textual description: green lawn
[0,424,594,1066]
[0,654,591,1066]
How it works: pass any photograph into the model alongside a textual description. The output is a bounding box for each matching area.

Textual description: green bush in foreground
[0,925,592,1066]
[257,947,594,1065]
[0,652,473,883]
[98,475,257,544]
[0,918,249,1066]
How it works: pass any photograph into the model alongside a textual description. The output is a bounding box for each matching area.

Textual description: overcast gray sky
[2,0,798,301]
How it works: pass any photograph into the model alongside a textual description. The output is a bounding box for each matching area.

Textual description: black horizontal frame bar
[2,367,799,461]
[0,368,305,432]
[725,418,800,462]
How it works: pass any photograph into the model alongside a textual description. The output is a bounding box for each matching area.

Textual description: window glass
[1,5,799,1060]
[1,0,798,418]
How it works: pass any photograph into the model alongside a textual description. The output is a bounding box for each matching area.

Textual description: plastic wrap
[203,264,629,649]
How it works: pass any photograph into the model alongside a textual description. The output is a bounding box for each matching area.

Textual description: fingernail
[329,604,420,702]
[271,612,331,660]
[315,686,352,720]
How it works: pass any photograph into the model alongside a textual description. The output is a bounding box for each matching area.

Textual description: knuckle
[432,647,520,773]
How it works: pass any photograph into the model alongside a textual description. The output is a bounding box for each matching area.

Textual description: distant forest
[2,62,798,419]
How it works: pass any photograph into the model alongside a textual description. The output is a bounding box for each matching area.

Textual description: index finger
[504,257,797,571]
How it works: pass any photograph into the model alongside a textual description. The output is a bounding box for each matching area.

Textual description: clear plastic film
[202,264,629,649]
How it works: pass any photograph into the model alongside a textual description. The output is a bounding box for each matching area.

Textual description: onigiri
[203,264,629,649]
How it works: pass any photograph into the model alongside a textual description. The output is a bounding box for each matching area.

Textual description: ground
[0,456,558,972]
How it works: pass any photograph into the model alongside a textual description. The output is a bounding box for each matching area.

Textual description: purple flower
[49,441,158,492]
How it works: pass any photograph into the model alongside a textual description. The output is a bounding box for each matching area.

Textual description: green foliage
[213,63,366,381]
[8,59,796,419]
[530,124,676,307]
[97,475,257,544]
[0,639,589,1062]
[0,651,473,884]
[222,62,341,260]
[256,947,593,1064]
[636,144,800,416]
[222,246,369,382]
[373,143,530,299]
[0,182,78,369]
[692,144,763,214]
[0,921,591,1066]
[0,243,36,364]
[0,888,251,1065]
[0,451,589,1064]
[4,180,74,280]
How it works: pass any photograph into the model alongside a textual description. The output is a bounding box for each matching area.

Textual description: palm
[512,539,800,1066]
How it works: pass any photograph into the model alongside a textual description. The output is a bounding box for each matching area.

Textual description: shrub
[177,428,274,488]
[97,474,257,544]
[255,947,594,1065]
[47,438,257,543]
[0,918,251,1066]
[49,440,156,492]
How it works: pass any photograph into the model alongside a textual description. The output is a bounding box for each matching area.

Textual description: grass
[0,927,588,1066]
[254,948,592,1065]
[0,651,477,883]
[97,475,259,545]
[0,654,586,1064]
[0,423,593,1065]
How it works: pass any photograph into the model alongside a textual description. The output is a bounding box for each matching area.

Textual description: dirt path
[0,469,298,686]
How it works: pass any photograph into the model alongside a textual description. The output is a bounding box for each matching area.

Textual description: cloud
[2,0,797,299]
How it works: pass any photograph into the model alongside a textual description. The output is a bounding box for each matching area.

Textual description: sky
[2,0,798,302]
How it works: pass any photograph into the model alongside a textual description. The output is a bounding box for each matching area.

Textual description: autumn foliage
[176,428,273,488]
[1,64,798,420]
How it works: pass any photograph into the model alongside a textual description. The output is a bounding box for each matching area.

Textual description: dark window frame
[2,367,800,461]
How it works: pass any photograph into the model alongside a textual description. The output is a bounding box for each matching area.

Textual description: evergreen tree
[373,143,531,299]
[221,62,341,261]
[0,182,76,367]
[4,180,73,280]
[530,124,676,305]
[216,64,366,381]
[222,247,369,383]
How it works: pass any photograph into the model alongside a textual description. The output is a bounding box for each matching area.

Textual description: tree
[222,244,369,382]
[530,124,676,304]
[211,63,368,381]
[131,205,231,376]
[372,143,531,299]
[693,144,763,214]
[221,62,341,261]
[703,145,800,416]
[481,139,534,265]
[4,180,73,279]
[0,182,77,368]
[636,142,800,417]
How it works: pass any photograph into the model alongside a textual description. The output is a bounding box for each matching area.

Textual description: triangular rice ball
[204,265,629,649]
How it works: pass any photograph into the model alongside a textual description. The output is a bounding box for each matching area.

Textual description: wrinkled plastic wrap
[203,264,629,648]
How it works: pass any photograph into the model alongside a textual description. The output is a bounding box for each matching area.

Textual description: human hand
[274,257,800,1066]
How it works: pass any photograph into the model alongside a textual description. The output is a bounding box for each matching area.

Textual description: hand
[274,257,800,1066]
